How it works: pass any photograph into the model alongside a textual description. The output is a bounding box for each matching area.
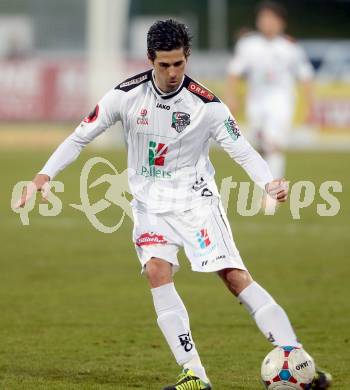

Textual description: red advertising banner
[0,59,87,121]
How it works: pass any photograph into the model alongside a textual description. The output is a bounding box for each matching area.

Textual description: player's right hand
[265,178,289,202]
[15,174,51,208]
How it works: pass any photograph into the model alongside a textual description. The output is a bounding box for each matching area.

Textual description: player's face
[256,10,285,38]
[151,48,187,93]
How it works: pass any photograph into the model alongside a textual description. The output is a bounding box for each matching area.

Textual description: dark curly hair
[147,19,192,61]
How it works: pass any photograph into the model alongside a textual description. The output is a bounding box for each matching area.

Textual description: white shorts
[246,98,294,151]
[132,199,246,273]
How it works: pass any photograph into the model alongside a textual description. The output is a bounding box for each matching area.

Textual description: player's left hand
[265,179,289,202]
[14,174,51,208]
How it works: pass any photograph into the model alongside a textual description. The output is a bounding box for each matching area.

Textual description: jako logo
[156,102,170,110]
[196,229,211,249]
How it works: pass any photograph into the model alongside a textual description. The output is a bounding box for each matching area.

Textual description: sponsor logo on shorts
[136,232,167,247]
[137,108,149,125]
[201,254,226,267]
[140,140,172,178]
[196,228,211,249]
[171,111,191,133]
[224,116,241,141]
[194,229,217,257]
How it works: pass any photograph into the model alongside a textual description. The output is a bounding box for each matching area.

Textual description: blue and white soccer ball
[261,346,316,389]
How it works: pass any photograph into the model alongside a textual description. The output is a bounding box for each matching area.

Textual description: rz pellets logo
[140,140,172,178]
[149,141,167,166]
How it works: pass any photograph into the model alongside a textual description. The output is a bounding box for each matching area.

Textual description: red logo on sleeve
[188,82,214,101]
[83,105,99,123]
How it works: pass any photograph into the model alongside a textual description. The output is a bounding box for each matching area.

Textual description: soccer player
[226,1,314,180]
[18,19,331,390]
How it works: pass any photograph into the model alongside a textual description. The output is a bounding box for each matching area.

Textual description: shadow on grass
[0,366,165,389]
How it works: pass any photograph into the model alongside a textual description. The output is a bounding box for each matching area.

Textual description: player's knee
[218,268,253,296]
[144,257,173,288]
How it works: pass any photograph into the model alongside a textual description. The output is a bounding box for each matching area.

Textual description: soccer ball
[261,346,316,389]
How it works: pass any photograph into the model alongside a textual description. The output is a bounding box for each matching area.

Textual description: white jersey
[227,33,314,106]
[39,70,273,213]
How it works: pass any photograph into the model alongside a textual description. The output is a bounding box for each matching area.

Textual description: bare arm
[226,37,248,114]
[294,43,315,122]
[225,74,241,114]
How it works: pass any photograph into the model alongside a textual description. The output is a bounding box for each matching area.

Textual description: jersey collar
[150,70,185,100]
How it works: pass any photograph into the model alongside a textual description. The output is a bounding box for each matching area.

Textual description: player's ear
[147,53,155,67]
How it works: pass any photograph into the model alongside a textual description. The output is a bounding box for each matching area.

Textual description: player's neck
[261,32,281,40]
[152,71,184,95]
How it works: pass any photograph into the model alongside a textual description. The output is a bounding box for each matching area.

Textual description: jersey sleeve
[38,88,124,179]
[209,102,273,188]
[293,44,314,81]
[227,39,249,77]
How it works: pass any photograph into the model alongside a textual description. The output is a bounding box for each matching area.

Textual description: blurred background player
[226,1,314,181]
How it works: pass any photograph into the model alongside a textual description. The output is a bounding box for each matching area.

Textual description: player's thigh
[246,104,264,133]
[132,208,181,273]
[174,200,247,273]
[262,105,293,151]
[245,103,267,149]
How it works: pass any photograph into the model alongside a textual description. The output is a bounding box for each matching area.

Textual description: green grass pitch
[0,146,349,389]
